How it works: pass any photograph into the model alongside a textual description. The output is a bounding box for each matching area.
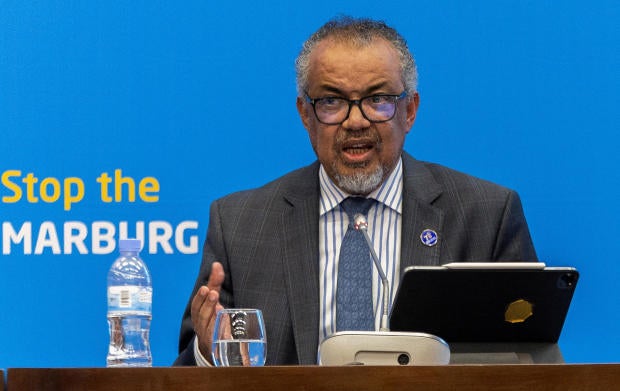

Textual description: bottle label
[108,286,152,313]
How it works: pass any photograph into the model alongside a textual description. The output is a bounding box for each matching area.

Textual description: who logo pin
[420,229,438,247]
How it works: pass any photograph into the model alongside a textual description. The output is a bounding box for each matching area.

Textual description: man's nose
[342,103,370,129]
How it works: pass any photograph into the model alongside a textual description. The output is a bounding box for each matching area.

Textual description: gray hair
[295,16,418,96]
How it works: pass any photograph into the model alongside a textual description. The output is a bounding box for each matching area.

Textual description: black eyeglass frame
[304,91,408,125]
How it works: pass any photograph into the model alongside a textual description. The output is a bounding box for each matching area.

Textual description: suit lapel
[400,154,445,270]
[275,156,445,362]
[280,164,321,364]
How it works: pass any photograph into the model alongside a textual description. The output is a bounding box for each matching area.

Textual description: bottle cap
[119,239,141,252]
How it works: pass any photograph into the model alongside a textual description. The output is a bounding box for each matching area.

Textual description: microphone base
[318,331,450,366]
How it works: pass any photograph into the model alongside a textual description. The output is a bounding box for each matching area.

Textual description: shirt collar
[319,158,403,216]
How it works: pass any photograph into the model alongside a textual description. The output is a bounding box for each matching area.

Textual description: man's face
[297,37,419,195]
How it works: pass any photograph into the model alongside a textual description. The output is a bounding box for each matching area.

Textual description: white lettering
[2,222,32,255]
[1,220,199,255]
[176,221,199,254]
[149,221,173,254]
[34,221,61,254]
[118,221,145,245]
[63,221,89,254]
[92,221,116,254]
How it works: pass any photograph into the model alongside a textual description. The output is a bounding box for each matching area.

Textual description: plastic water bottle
[106,239,153,367]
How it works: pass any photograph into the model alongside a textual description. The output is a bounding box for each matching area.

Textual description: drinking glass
[211,308,267,366]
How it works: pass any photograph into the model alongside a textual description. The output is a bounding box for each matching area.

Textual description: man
[174,16,537,366]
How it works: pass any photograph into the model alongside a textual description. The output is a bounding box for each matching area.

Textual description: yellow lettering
[23,173,39,203]
[1,170,22,203]
[114,169,135,202]
[2,171,86,209]
[64,177,85,211]
[39,177,61,203]
[96,172,113,202]
[139,177,160,202]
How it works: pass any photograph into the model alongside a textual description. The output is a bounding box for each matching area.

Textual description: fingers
[190,288,217,361]
[207,261,225,291]
[190,262,226,362]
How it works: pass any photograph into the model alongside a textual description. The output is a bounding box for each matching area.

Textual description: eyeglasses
[304,91,407,125]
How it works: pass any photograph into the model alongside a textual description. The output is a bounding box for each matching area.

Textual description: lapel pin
[420,229,438,247]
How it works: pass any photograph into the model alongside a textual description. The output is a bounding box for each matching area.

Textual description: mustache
[334,128,381,147]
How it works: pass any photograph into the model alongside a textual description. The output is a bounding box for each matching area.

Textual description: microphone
[353,213,389,332]
[317,212,450,366]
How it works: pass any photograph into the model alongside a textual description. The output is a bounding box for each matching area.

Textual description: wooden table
[7,364,620,391]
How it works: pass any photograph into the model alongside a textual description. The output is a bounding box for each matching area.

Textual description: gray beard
[331,162,384,196]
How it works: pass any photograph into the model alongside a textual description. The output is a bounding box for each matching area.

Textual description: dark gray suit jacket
[174,153,537,365]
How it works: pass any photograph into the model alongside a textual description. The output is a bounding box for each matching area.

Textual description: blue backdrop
[1,1,618,367]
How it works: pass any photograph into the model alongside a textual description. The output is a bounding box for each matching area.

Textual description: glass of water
[212,308,267,366]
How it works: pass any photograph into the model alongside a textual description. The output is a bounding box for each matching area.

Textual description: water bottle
[106,239,153,367]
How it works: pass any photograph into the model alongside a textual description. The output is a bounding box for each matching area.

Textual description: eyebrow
[314,81,392,97]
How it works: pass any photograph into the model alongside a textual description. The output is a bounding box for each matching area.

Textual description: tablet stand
[449,342,564,364]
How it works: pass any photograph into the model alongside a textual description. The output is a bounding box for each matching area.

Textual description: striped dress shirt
[318,158,403,343]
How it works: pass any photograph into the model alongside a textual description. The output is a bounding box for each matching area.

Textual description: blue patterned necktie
[336,197,375,331]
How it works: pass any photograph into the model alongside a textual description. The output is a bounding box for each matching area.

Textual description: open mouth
[341,140,375,162]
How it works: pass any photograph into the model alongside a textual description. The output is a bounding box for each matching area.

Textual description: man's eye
[318,97,343,108]
[368,95,390,104]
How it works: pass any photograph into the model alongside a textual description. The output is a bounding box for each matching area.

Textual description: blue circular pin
[420,229,438,246]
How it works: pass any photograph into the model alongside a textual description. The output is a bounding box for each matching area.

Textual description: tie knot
[341,197,375,220]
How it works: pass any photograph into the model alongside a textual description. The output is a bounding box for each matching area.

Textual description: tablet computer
[388,263,579,343]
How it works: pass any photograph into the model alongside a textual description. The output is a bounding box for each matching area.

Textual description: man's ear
[297,96,311,131]
[405,92,420,130]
